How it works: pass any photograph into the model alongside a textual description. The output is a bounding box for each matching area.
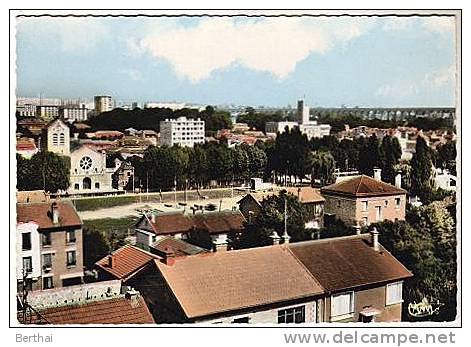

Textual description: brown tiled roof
[151,237,208,257]
[155,246,324,319]
[285,187,325,203]
[137,211,246,236]
[95,245,157,281]
[288,235,413,293]
[321,175,407,198]
[16,201,82,230]
[26,296,154,324]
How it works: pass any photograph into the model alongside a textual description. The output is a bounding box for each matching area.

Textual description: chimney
[281,230,291,244]
[125,288,139,308]
[269,231,281,245]
[373,168,382,181]
[108,255,114,268]
[162,247,175,265]
[51,202,59,224]
[212,234,228,252]
[395,172,402,189]
[370,227,380,252]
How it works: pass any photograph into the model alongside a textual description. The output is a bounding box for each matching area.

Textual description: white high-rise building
[94,95,113,114]
[160,117,205,148]
[60,106,89,123]
[297,99,310,124]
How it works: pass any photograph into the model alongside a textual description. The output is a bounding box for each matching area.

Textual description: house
[18,280,154,325]
[16,201,84,292]
[320,173,407,227]
[16,138,39,159]
[111,160,135,191]
[134,211,246,251]
[237,187,325,229]
[128,231,412,323]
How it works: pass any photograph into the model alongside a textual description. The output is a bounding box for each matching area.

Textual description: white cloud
[382,17,415,31]
[376,64,456,99]
[421,17,456,34]
[120,68,143,81]
[17,17,109,53]
[137,17,376,83]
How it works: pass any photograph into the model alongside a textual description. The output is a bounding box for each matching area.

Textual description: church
[69,145,115,194]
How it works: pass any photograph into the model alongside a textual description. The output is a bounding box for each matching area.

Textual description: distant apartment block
[94,95,113,114]
[60,106,89,123]
[159,117,205,147]
[17,104,36,118]
[16,200,84,292]
[36,105,59,122]
[265,121,331,140]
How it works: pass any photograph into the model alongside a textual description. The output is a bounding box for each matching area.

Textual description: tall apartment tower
[160,117,205,148]
[297,99,310,125]
[94,95,113,114]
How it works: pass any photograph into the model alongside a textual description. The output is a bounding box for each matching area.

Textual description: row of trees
[87,105,232,133]
[17,152,70,193]
[129,142,268,191]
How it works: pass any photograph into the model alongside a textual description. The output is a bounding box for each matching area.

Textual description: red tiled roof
[16,201,82,230]
[16,142,37,151]
[285,187,325,203]
[151,237,208,257]
[95,245,157,281]
[155,246,324,319]
[321,175,407,198]
[27,296,154,324]
[288,235,413,293]
[137,212,246,236]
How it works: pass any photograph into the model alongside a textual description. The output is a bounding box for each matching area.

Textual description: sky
[15,15,458,108]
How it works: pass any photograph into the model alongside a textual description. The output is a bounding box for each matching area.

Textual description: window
[42,232,51,246]
[59,133,65,145]
[66,251,77,266]
[337,200,341,208]
[278,306,305,323]
[331,292,354,319]
[232,317,250,323]
[385,200,389,206]
[361,201,368,212]
[395,198,401,208]
[386,282,403,305]
[22,233,32,251]
[22,257,32,273]
[43,276,54,289]
[362,217,368,226]
[66,230,76,243]
[43,253,52,269]
[74,183,79,190]
[95,182,100,189]
[52,133,58,145]
[79,156,93,170]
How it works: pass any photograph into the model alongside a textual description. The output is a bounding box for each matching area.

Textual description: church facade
[46,119,70,155]
[69,145,115,194]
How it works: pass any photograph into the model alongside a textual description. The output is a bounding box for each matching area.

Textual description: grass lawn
[83,216,138,237]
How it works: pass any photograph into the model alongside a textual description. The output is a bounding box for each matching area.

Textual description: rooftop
[321,175,407,198]
[95,245,157,281]
[288,235,413,292]
[136,211,246,236]
[23,295,154,325]
[151,237,208,257]
[17,201,82,230]
[155,245,323,319]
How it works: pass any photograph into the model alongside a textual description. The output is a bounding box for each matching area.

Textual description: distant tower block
[297,99,310,124]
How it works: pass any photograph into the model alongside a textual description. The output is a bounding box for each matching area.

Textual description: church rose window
[80,156,93,170]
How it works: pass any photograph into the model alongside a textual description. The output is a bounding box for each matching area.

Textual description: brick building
[321,175,407,227]
[16,201,84,292]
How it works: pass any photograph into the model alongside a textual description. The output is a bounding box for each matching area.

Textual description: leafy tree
[17,152,70,193]
[237,191,311,249]
[358,134,384,176]
[82,228,110,270]
[410,136,434,202]
[380,135,402,184]
[374,202,456,322]
[311,151,336,186]
[436,141,457,175]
